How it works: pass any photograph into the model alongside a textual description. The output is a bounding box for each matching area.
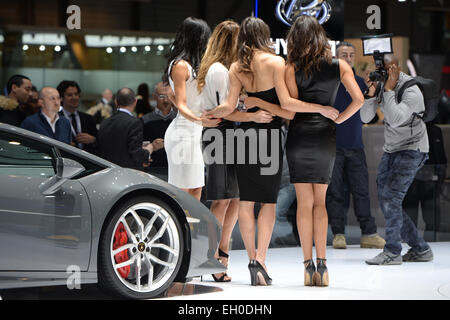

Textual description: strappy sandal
[212,248,231,282]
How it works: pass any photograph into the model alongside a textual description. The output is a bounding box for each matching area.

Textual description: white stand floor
[164,242,450,300]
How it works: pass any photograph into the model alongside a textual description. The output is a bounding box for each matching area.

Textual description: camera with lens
[369,51,389,83]
[361,34,393,102]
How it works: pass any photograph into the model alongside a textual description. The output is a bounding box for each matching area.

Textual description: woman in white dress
[163,17,219,200]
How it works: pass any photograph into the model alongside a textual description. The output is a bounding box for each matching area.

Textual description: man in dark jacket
[21,87,71,144]
[142,82,177,168]
[0,74,33,126]
[327,42,385,249]
[57,80,98,154]
[97,88,153,169]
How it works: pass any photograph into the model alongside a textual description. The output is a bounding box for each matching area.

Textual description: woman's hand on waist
[253,110,274,123]
[318,105,339,121]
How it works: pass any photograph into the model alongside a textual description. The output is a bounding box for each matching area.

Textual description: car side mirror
[39,158,85,195]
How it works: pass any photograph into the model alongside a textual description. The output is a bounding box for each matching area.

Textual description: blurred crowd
[0,75,177,176]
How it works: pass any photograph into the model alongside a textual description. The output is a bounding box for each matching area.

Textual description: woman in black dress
[198,20,275,282]
[205,17,296,286]
[245,16,364,287]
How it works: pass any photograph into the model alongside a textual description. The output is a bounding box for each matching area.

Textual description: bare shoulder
[266,54,285,68]
[229,62,242,80]
[230,61,240,73]
[171,59,190,80]
[172,59,189,71]
[338,58,352,75]
[256,54,285,79]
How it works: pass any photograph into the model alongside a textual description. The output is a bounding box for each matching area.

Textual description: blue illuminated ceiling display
[275,0,332,26]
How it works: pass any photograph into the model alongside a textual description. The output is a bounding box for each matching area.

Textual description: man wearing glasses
[142,82,177,173]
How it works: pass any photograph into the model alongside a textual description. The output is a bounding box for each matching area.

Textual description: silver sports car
[0,123,224,299]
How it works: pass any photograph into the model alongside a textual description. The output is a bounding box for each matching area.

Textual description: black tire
[98,196,184,299]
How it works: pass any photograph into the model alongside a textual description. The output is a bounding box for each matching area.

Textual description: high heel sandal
[303,259,316,286]
[248,260,272,286]
[313,258,329,287]
[211,248,231,282]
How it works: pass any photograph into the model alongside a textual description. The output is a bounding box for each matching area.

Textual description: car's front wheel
[98,196,184,299]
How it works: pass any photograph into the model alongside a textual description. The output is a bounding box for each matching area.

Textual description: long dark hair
[237,16,274,76]
[287,15,332,77]
[163,17,211,84]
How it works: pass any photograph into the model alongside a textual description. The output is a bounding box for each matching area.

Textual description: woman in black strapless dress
[245,16,364,287]
[236,88,283,203]
[197,20,274,283]
[205,17,295,286]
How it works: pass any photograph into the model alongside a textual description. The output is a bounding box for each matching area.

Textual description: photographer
[361,55,433,265]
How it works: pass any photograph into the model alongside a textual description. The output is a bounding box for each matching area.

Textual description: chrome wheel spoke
[136,255,142,290]
[112,243,135,256]
[129,209,145,238]
[114,254,137,270]
[149,216,170,244]
[143,209,160,239]
[120,217,137,244]
[145,254,154,289]
[150,243,178,256]
[147,253,176,269]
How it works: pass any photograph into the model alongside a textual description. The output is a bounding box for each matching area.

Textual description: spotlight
[39,45,45,51]
[144,45,151,52]
[157,45,164,51]
[106,47,113,54]
[22,44,29,51]
[54,45,61,52]
[131,46,137,53]
[120,46,126,53]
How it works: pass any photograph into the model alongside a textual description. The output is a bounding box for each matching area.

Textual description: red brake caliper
[113,222,131,279]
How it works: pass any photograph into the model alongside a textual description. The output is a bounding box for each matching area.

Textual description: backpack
[396,76,439,122]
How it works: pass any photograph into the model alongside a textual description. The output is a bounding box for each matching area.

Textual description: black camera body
[369,51,389,83]
[361,34,393,102]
